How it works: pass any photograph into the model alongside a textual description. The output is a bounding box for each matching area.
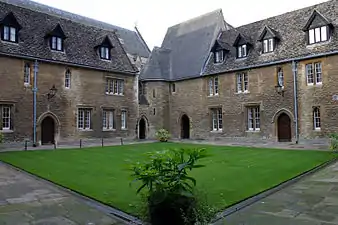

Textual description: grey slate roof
[140,9,230,81]
[0,0,150,62]
[204,0,338,75]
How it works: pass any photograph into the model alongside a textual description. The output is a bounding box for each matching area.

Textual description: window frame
[308,25,329,45]
[102,109,115,130]
[51,36,63,51]
[1,105,11,130]
[24,62,31,85]
[277,67,284,88]
[65,69,71,88]
[106,78,124,96]
[247,106,260,131]
[313,107,321,130]
[211,108,223,131]
[121,110,127,129]
[77,108,92,130]
[208,77,219,96]
[237,44,247,58]
[214,50,224,63]
[262,38,274,53]
[100,46,111,60]
[236,72,248,93]
[306,62,322,86]
[2,25,18,43]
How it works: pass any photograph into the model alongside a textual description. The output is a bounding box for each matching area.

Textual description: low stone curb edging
[0,161,144,225]
[211,156,338,224]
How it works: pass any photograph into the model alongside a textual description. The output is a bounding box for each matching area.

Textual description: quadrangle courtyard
[0,142,336,223]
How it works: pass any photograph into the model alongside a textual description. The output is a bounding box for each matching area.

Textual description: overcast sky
[34,0,327,50]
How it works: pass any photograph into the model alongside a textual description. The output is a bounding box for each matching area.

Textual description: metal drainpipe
[292,60,299,144]
[32,60,38,147]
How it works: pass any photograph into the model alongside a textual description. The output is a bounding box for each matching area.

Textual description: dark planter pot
[148,193,196,225]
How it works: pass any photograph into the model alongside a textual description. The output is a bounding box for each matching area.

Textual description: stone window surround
[0,101,15,133]
[277,67,284,88]
[236,72,249,94]
[305,61,322,86]
[208,76,219,96]
[102,108,116,131]
[121,109,127,130]
[313,106,321,131]
[76,106,93,131]
[64,69,71,89]
[242,102,263,132]
[24,62,31,86]
[211,108,223,132]
[105,77,124,96]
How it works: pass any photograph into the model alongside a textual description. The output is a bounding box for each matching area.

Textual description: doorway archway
[139,118,146,139]
[181,114,190,139]
[277,113,292,142]
[41,116,55,145]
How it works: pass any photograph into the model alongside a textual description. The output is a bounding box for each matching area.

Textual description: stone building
[0,0,150,145]
[139,0,338,144]
[2,0,338,145]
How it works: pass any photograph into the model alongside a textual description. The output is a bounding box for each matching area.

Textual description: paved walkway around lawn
[215,160,338,225]
[0,163,129,225]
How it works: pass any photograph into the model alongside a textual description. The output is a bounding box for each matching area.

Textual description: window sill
[235,91,250,95]
[24,83,31,87]
[102,129,116,132]
[314,128,321,131]
[78,129,93,132]
[101,58,111,62]
[246,129,260,133]
[210,130,223,133]
[51,49,65,54]
[307,83,322,87]
[208,94,219,97]
[65,87,71,89]
[105,92,124,96]
[0,129,14,133]
[1,40,19,45]
[121,128,128,131]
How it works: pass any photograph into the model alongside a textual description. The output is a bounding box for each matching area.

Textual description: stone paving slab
[0,163,127,225]
[215,161,338,225]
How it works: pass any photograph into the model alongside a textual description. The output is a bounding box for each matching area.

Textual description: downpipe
[292,60,299,144]
[32,60,38,147]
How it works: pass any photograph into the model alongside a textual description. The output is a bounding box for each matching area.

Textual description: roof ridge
[0,0,135,34]
[167,8,223,29]
[233,0,332,30]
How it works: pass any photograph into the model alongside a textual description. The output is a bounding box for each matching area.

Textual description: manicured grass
[0,142,335,216]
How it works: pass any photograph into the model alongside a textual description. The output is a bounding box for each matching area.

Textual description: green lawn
[0,142,335,216]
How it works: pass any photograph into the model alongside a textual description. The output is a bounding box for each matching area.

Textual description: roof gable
[257,26,280,41]
[0,11,21,29]
[45,24,66,39]
[233,33,251,46]
[211,39,231,52]
[302,10,332,31]
[100,36,114,48]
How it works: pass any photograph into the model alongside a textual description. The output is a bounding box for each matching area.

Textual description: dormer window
[51,36,63,51]
[303,10,332,45]
[237,44,247,58]
[258,26,280,54]
[96,36,113,61]
[263,38,274,53]
[233,33,250,59]
[308,26,328,44]
[3,26,17,42]
[100,46,110,60]
[45,24,66,52]
[0,12,22,43]
[214,50,224,63]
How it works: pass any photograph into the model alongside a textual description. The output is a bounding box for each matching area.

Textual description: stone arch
[271,108,294,124]
[179,113,191,139]
[37,111,61,145]
[135,115,149,139]
[271,108,294,142]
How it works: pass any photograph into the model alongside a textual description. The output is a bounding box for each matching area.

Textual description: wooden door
[277,113,291,142]
[41,117,55,145]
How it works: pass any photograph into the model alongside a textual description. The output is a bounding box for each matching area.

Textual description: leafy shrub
[130,148,214,225]
[155,129,171,142]
[329,133,338,151]
[0,132,3,144]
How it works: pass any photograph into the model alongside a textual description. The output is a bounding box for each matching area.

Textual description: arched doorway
[277,113,291,142]
[41,116,55,145]
[139,118,146,139]
[181,114,190,139]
